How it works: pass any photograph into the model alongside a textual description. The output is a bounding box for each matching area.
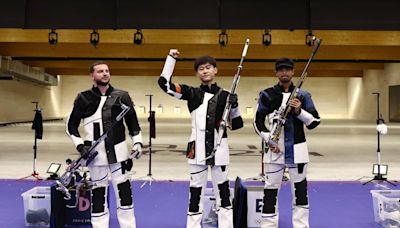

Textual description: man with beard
[66,61,143,228]
[158,49,243,228]
[253,57,320,228]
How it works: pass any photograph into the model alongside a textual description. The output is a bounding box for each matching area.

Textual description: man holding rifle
[158,49,243,228]
[66,61,143,228]
[253,57,320,228]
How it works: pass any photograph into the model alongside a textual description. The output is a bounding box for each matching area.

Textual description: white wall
[0,77,61,122]
[59,75,350,120]
[350,63,400,120]
[1,63,398,123]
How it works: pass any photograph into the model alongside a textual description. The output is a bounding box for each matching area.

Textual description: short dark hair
[90,61,108,73]
[275,57,294,71]
[194,56,217,71]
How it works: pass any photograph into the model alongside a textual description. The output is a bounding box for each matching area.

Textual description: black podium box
[50,185,91,228]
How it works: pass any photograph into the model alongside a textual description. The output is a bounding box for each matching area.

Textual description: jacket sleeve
[121,92,143,145]
[65,94,85,148]
[229,94,243,130]
[253,90,272,140]
[296,91,320,129]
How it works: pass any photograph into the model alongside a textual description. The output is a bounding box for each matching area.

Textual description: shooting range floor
[2,179,399,227]
[0,118,399,182]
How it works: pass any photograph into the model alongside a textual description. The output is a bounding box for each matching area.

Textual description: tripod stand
[19,101,43,181]
[363,93,396,186]
[140,94,156,188]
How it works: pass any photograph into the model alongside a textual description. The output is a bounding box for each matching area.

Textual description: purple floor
[1,179,398,227]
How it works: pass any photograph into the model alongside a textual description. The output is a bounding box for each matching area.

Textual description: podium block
[50,185,91,227]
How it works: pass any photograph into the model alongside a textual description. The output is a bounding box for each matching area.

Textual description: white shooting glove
[131,143,143,159]
[131,132,144,159]
[260,131,280,150]
[260,131,270,142]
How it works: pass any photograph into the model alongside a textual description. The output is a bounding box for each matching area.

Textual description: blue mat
[1,179,398,227]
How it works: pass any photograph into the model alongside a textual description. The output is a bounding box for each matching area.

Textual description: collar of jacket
[200,83,220,94]
[274,82,295,93]
[91,84,114,96]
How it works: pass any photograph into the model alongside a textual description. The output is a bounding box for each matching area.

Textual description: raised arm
[158,49,194,101]
[158,49,182,98]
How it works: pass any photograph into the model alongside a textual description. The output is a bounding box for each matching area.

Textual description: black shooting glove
[228,93,238,108]
[77,144,91,159]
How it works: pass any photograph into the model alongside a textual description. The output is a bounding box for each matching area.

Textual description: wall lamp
[48,29,58,45]
[219,29,228,46]
[90,29,100,47]
[262,29,272,46]
[133,29,143,45]
[305,30,315,47]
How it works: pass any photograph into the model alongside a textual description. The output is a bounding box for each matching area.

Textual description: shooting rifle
[56,101,130,202]
[202,38,250,162]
